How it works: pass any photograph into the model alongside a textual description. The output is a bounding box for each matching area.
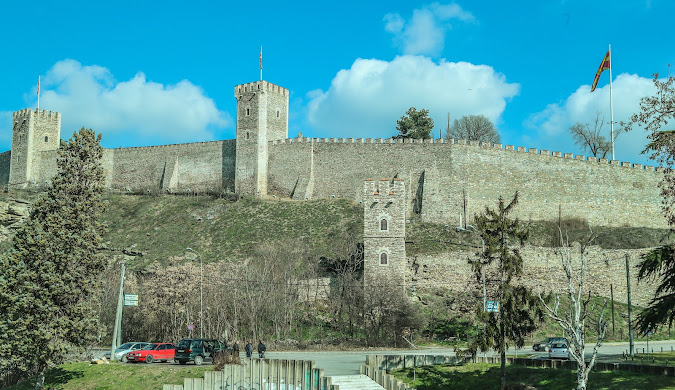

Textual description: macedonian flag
[591,50,611,92]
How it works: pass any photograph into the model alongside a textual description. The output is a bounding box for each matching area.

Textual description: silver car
[548,342,570,359]
[103,342,152,363]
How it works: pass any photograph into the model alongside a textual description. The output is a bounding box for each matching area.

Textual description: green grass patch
[101,194,363,269]
[391,362,675,390]
[628,351,675,365]
[4,362,210,390]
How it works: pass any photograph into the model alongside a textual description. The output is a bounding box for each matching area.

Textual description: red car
[126,343,176,363]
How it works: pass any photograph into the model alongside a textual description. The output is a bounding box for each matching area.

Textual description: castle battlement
[270,136,661,172]
[12,108,61,122]
[234,80,289,97]
[105,139,227,153]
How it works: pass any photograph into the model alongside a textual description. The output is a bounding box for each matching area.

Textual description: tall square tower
[233,81,289,195]
[9,109,61,188]
[363,178,407,286]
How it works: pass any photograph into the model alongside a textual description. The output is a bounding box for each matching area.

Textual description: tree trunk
[34,368,45,390]
[500,319,506,390]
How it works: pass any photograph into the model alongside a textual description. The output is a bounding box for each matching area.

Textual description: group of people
[227,340,267,358]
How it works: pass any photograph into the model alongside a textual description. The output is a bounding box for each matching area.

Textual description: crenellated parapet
[269,136,661,173]
[234,80,289,97]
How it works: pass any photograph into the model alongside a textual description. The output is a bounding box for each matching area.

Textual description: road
[265,339,675,376]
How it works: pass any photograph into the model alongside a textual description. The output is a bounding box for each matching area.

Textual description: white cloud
[36,59,230,147]
[306,55,519,139]
[525,73,658,165]
[384,2,475,57]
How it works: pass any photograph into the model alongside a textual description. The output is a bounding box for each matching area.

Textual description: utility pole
[626,254,634,357]
[110,262,125,360]
[610,284,615,335]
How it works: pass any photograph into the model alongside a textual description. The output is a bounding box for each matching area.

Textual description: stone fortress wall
[1,78,665,232]
[413,245,658,307]
[267,137,665,228]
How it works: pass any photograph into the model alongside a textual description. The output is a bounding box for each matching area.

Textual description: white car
[103,342,151,363]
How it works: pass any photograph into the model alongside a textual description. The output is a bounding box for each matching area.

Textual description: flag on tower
[591,50,611,92]
[37,76,40,95]
[260,46,263,70]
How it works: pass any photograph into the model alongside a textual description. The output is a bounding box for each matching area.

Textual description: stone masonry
[363,178,407,285]
[2,78,665,232]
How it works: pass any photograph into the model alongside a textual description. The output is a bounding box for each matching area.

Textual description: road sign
[124,294,138,306]
[486,301,499,312]
[188,324,195,331]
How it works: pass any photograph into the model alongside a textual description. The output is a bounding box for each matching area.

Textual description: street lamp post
[186,247,203,339]
[456,225,486,312]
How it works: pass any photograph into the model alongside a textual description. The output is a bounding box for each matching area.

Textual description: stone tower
[363,178,407,285]
[234,80,289,195]
[9,108,61,188]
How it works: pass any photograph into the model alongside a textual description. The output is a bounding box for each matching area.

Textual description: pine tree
[395,107,434,139]
[460,192,541,390]
[0,128,107,389]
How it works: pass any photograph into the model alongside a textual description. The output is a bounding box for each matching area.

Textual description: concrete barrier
[162,358,335,390]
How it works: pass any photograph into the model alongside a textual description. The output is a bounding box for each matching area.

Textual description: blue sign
[486,301,499,312]
[188,324,195,331]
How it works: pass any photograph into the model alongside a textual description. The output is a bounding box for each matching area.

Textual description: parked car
[103,342,152,363]
[174,338,225,365]
[533,337,568,351]
[126,343,176,363]
[548,342,570,359]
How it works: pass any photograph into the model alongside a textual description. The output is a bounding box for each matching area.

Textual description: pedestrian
[257,340,266,358]
[233,340,240,357]
[245,340,253,358]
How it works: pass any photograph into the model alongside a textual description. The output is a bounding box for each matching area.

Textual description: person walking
[257,340,266,358]
[245,340,253,358]
[233,340,240,357]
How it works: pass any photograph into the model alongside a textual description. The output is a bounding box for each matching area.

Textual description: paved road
[266,340,675,376]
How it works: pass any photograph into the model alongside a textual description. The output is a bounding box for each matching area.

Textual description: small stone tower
[363,178,407,286]
[234,80,289,195]
[9,108,61,188]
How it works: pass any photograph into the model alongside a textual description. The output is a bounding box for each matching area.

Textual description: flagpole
[260,46,263,82]
[609,44,614,160]
[37,76,40,112]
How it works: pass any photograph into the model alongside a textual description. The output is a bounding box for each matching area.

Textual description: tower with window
[363,178,406,285]
[9,108,61,188]
[233,80,289,195]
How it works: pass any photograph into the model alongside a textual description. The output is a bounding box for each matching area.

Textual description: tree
[569,112,613,158]
[395,107,434,139]
[446,114,500,143]
[626,72,675,334]
[539,231,608,390]
[0,128,107,389]
[460,192,541,390]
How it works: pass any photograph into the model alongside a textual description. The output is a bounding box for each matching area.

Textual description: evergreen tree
[395,107,434,139]
[460,192,541,390]
[0,128,107,389]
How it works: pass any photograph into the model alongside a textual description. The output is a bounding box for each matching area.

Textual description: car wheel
[179,360,187,365]
[194,355,204,366]
[145,355,154,364]
[121,355,128,363]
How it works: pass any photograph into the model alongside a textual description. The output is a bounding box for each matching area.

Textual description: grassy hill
[101,194,363,269]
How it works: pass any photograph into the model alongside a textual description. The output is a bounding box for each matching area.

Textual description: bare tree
[538,231,608,390]
[569,112,616,158]
[446,114,500,143]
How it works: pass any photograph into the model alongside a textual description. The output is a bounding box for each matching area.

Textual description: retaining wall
[411,245,659,307]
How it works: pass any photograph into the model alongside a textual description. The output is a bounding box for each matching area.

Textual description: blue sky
[1,0,673,165]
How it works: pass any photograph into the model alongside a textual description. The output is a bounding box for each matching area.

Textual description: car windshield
[177,340,191,348]
[142,344,159,350]
[551,343,567,349]
[118,343,133,349]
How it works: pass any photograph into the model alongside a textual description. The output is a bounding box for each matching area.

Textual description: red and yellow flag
[37,76,40,95]
[591,50,610,92]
